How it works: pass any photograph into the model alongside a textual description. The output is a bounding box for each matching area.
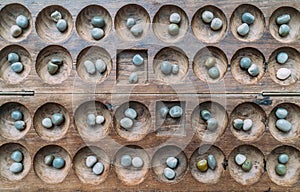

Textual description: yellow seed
[197,159,208,172]
[205,57,216,68]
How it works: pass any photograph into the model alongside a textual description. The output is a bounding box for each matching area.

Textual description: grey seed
[96,115,105,124]
[11,62,24,73]
[242,119,253,131]
[159,106,169,119]
[277,52,288,64]
[166,157,178,169]
[91,28,105,40]
[279,24,290,37]
[169,106,183,118]
[126,17,136,28]
[276,119,292,132]
[95,59,107,73]
[132,54,144,66]
[276,14,290,25]
[124,108,137,119]
[92,162,104,175]
[170,13,181,24]
[210,18,223,31]
[10,162,23,173]
[200,110,211,121]
[207,154,217,170]
[275,107,288,119]
[172,64,179,74]
[164,167,176,180]
[91,16,105,28]
[11,150,23,162]
[51,57,63,65]
[87,114,96,126]
[276,68,291,80]
[16,15,29,29]
[56,19,67,32]
[51,113,64,126]
[233,119,244,130]
[278,153,289,164]
[130,24,143,37]
[247,64,259,77]
[240,57,252,70]
[237,23,250,36]
[84,60,96,75]
[128,72,138,84]
[235,154,246,165]
[11,110,23,121]
[86,155,97,168]
[168,23,179,36]
[44,154,54,165]
[132,157,144,168]
[51,11,62,22]
[161,61,173,75]
[47,62,59,75]
[52,157,65,169]
[207,118,218,131]
[208,66,220,79]
[205,57,216,69]
[42,117,53,129]
[120,154,132,167]
[7,52,20,64]
[14,120,26,131]
[242,12,255,25]
[120,117,133,130]
[10,25,22,37]
[201,11,214,23]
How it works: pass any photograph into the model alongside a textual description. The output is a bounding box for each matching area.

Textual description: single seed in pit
[276,14,291,25]
[132,54,144,66]
[235,154,246,165]
[277,52,289,64]
[10,25,22,37]
[208,66,220,79]
[8,52,20,64]
[56,19,68,32]
[126,17,136,28]
[42,117,53,129]
[205,57,216,69]
[128,72,138,84]
[95,59,107,74]
[207,154,217,170]
[52,157,65,169]
[279,24,290,37]
[91,28,105,40]
[11,150,23,162]
[207,118,218,131]
[124,108,137,120]
[247,63,259,77]
[278,153,289,164]
[10,162,23,173]
[172,64,179,74]
[170,13,181,24]
[92,162,104,175]
[210,18,223,31]
[197,159,208,172]
[161,61,173,75]
[132,156,144,168]
[240,57,252,70]
[169,106,183,118]
[14,120,26,131]
[242,159,252,172]
[159,106,169,119]
[275,163,287,176]
[200,110,211,121]
[47,62,59,75]
[51,113,64,126]
[11,110,23,121]
[91,16,105,28]
[120,117,133,130]
[275,107,288,119]
[44,154,54,165]
[242,119,253,131]
[241,12,255,25]
[130,24,143,37]
[96,115,105,125]
[201,11,214,23]
[16,15,29,29]
[87,114,96,126]
[233,119,244,130]
[237,23,250,36]
[168,23,179,36]
[84,60,96,75]
[164,167,176,180]
[276,119,292,132]
[276,68,291,80]
[120,154,132,167]
[166,157,178,169]
[11,62,24,73]
[51,11,62,22]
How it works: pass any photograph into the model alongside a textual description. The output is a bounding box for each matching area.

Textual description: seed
[243,119,253,131]
[161,61,173,75]
[132,54,144,66]
[120,154,132,167]
[10,162,23,173]
[172,64,179,74]
[91,28,104,40]
[52,157,65,169]
[51,57,63,65]
[14,120,26,131]
[210,18,223,31]
[205,57,216,69]
[276,119,292,132]
[240,57,252,70]
[170,13,181,24]
[130,24,143,37]
[201,11,214,23]
[91,16,105,28]
[197,159,208,172]
[169,106,183,118]
[279,24,290,37]
[44,154,54,165]
[84,60,96,75]
[200,110,211,121]
[276,14,291,25]
[235,154,246,165]
[208,66,220,79]
[11,62,24,73]
[275,163,287,176]
[92,162,104,175]
[7,52,20,64]
[276,68,291,80]
[166,157,178,169]
[11,150,23,162]
[159,106,169,119]
[276,52,288,64]
[241,12,255,25]
[126,17,136,28]
[47,62,59,75]
[168,23,179,36]
[128,72,138,84]
[242,159,252,172]
[95,59,107,73]
[51,11,62,22]
[87,114,96,126]
[233,119,244,130]
[96,115,105,124]
[237,23,250,36]
[11,110,23,121]
[275,107,288,119]
[207,154,217,170]
[56,19,68,32]
[247,64,259,77]
[132,157,144,168]
[10,25,22,37]
[51,113,64,126]
[124,108,137,119]
[278,153,289,164]
[207,118,218,131]
[16,15,29,29]
[42,117,53,129]
[163,167,176,180]
[120,117,133,130]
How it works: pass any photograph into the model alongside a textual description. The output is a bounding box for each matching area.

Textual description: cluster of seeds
[87,113,105,126]
[235,153,252,172]
[120,108,138,130]
[196,154,217,172]
[200,109,218,131]
[275,107,291,132]
[10,15,29,38]
[120,154,144,169]
[204,57,220,79]
[237,12,255,36]
[276,52,291,81]
[7,52,24,73]
[86,155,105,175]
[44,154,65,169]
[168,13,181,36]
[275,153,289,176]
[163,156,179,180]
[276,14,290,37]
[232,118,253,132]
[159,105,183,119]
[9,150,24,174]
[50,11,68,32]
[41,113,65,129]
[47,57,63,75]
[90,16,106,40]
[84,59,107,76]
[11,110,26,131]
[128,54,144,84]
[160,61,179,76]
[126,17,143,37]
[201,10,223,31]
[239,56,259,77]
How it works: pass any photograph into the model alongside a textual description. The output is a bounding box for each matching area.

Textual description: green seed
[205,57,216,69]
[56,19,68,32]
[279,24,290,37]
[210,18,223,31]
[233,119,243,130]
[16,15,29,29]
[242,12,255,25]
[242,159,252,172]
[278,153,289,164]
[275,107,288,119]
[275,163,287,176]
[51,11,62,22]
[47,62,59,75]
[91,16,105,28]
[200,110,211,121]
[168,23,179,36]
[276,119,292,132]
[240,57,252,70]
[276,14,290,25]
[208,66,220,79]
[207,118,218,131]
[197,159,208,172]
[201,11,214,23]
[247,64,259,77]
[237,23,250,36]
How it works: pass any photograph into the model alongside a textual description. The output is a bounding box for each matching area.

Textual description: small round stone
[242,119,253,131]
[52,157,65,169]
[84,60,96,75]
[91,28,105,40]
[51,57,63,65]
[7,52,20,64]
[130,24,143,37]
[163,167,176,180]
[128,72,138,84]
[233,119,244,130]
[275,163,287,176]
[95,59,107,73]
[9,162,23,173]
[51,11,62,22]
[240,57,252,70]
[56,19,68,32]
[242,159,252,172]
[166,157,178,169]
[120,117,133,130]
[200,110,211,121]
[197,159,208,172]
[247,64,259,77]
[207,154,217,170]
[16,15,29,29]
[205,57,216,69]
[276,68,291,80]
[132,54,144,66]
[11,110,23,121]
[207,118,218,131]
[51,113,64,126]
[172,64,179,74]
[124,108,137,119]
[47,62,59,75]
[96,115,105,125]
[14,120,26,131]
[201,11,214,23]
[161,61,173,75]
[277,52,289,64]
[11,62,24,73]
[168,23,179,36]
[169,106,183,118]
[170,13,181,24]
[87,114,96,126]
[278,153,289,164]
[44,154,54,166]
[237,23,250,36]
[132,157,144,168]
[42,117,53,129]
[276,119,292,132]
[210,18,223,31]
[11,150,23,162]
[92,162,104,175]
[276,14,291,25]
[279,24,290,37]
[235,154,246,165]
[10,25,22,37]
[208,66,220,79]
[126,17,136,28]
[159,107,169,119]
[120,154,132,167]
[241,12,255,25]
[275,108,288,119]
[91,16,105,28]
